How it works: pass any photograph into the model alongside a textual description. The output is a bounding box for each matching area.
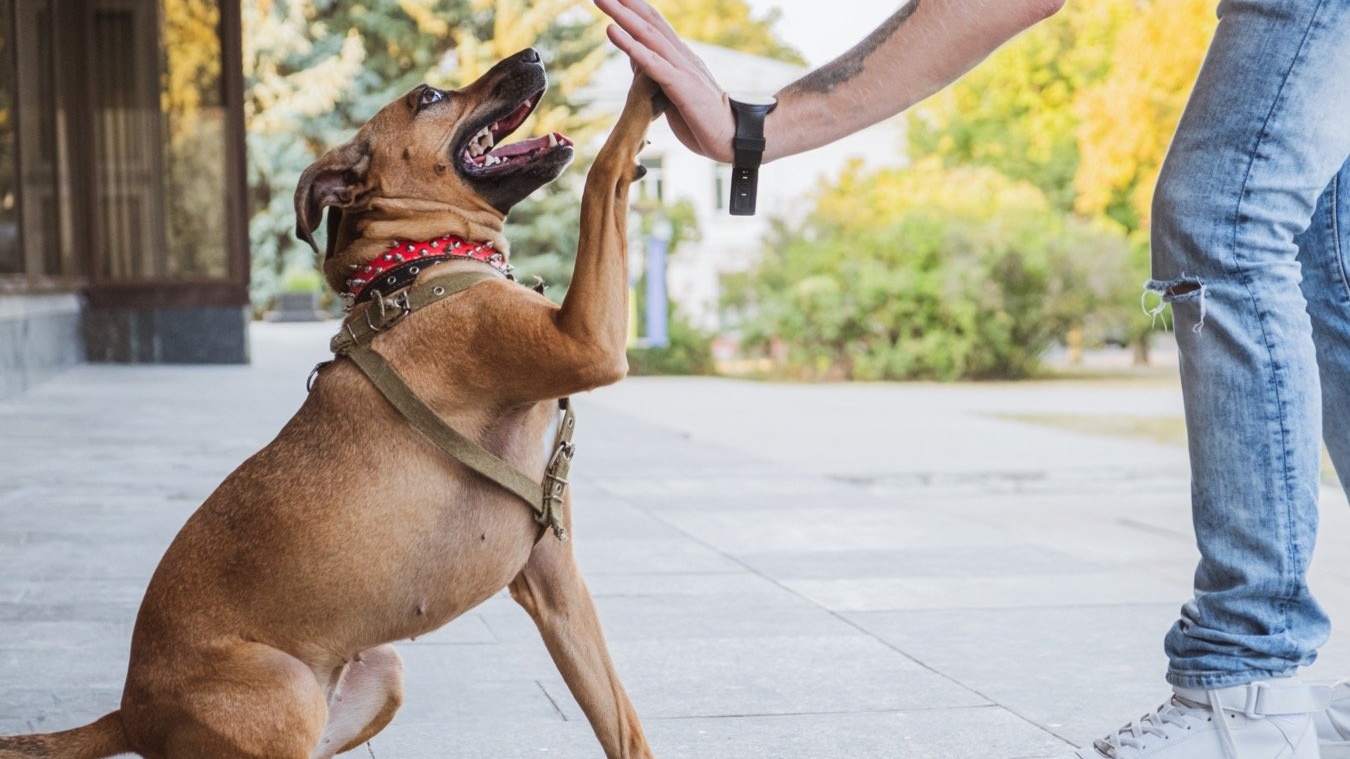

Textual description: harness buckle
[365,290,413,333]
[306,359,334,392]
[541,439,576,541]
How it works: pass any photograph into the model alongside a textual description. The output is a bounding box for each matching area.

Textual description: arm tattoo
[783,0,922,95]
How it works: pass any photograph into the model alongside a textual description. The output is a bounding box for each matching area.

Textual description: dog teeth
[467,126,495,157]
[547,133,557,147]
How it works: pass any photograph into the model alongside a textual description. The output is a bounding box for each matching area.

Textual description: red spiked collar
[343,235,512,306]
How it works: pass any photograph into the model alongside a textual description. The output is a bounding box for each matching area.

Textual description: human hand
[593,0,736,162]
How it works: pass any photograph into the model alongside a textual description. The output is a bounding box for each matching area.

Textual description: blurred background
[6,6,1350,752]
[0,0,1216,389]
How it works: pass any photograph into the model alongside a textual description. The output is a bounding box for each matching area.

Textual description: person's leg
[1070,1,1350,756]
[1151,0,1350,690]
[1299,158,1350,492]
[1301,159,1350,759]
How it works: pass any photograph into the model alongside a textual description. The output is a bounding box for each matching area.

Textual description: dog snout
[489,48,542,74]
[515,48,540,64]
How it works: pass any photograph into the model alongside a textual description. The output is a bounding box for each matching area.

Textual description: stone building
[0,0,248,398]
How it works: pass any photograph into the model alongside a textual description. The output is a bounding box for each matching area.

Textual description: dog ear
[324,206,345,262]
[294,139,371,256]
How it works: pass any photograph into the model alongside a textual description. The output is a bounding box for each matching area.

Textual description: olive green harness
[318,269,574,541]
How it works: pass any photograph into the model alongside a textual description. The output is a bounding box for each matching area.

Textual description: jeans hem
[1165,667,1300,690]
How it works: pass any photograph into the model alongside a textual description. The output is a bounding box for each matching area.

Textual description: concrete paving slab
[740,544,1101,581]
[554,635,987,720]
[584,377,1189,481]
[846,603,1180,743]
[648,502,1013,554]
[373,708,1070,759]
[637,709,1068,759]
[782,571,1193,613]
[580,570,798,601]
[1,323,1346,759]
[0,687,123,735]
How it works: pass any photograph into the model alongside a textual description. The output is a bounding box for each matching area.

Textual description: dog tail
[0,711,132,759]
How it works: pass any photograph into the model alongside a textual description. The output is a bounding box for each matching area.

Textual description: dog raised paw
[623,72,664,124]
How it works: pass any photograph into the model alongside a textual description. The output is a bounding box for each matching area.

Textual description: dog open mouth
[458,91,574,177]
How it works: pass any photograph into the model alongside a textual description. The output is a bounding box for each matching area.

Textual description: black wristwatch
[728,94,777,216]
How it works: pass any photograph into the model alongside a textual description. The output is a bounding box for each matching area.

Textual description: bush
[729,159,1134,381]
[626,313,716,376]
[279,266,324,293]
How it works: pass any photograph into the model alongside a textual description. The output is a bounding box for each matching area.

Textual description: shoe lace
[1091,694,1239,759]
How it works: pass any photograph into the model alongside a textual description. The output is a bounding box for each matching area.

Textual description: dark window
[159,0,228,279]
[638,155,664,203]
[2,0,237,288]
[13,0,78,278]
[94,1,164,280]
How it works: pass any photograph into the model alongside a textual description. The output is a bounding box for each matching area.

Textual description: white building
[583,42,908,332]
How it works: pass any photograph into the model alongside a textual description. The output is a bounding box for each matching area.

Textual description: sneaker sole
[1323,744,1350,759]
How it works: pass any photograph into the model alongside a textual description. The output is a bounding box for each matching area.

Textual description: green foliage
[1074,0,1218,234]
[649,0,804,64]
[242,0,603,307]
[835,0,1219,369]
[504,178,587,298]
[905,0,1132,213]
[243,0,803,315]
[624,198,711,374]
[626,313,716,376]
[733,161,1134,381]
[280,266,324,293]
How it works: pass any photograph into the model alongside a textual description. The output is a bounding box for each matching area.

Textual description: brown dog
[0,49,661,759]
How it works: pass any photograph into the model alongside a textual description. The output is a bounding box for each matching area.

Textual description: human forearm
[764,0,1065,161]
[594,0,1063,163]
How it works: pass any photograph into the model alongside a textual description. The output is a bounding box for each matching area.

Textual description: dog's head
[294,48,574,290]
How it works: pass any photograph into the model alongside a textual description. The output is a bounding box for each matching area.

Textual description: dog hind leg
[310,644,404,759]
[136,642,328,759]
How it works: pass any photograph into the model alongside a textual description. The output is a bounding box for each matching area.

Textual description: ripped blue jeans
[1148,0,1350,690]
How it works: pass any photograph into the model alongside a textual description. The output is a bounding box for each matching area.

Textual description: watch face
[729,93,778,107]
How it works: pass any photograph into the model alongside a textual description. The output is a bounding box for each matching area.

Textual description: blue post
[644,228,669,348]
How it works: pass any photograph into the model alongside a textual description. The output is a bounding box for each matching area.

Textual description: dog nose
[518,48,540,64]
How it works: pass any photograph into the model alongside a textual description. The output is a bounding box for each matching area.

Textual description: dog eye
[418,88,445,110]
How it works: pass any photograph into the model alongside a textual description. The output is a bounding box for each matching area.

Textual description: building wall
[0,0,249,398]
[0,293,82,399]
[84,305,250,365]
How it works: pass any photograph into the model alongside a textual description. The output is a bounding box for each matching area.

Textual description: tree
[245,0,433,306]
[905,0,1133,212]
[443,0,613,294]
[1072,0,1218,362]
[648,0,804,65]
[242,0,802,312]
[243,0,605,307]
[732,159,1134,381]
[1074,0,1218,233]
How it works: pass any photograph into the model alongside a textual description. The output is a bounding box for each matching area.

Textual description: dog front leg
[509,528,653,759]
[554,72,663,374]
[474,74,663,402]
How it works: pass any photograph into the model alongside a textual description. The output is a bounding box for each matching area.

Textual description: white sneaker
[1315,680,1350,759]
[1071,678,1332,758]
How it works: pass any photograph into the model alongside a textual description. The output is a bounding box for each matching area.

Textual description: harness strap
[324,267,573,541]
[331,270,501,354]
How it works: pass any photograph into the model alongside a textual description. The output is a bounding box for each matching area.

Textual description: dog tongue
[494,132,571,158]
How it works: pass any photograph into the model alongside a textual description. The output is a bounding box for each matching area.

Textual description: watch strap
[728,97,776,216]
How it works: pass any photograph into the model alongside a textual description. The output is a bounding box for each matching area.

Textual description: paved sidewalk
[1,322,1347,758]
